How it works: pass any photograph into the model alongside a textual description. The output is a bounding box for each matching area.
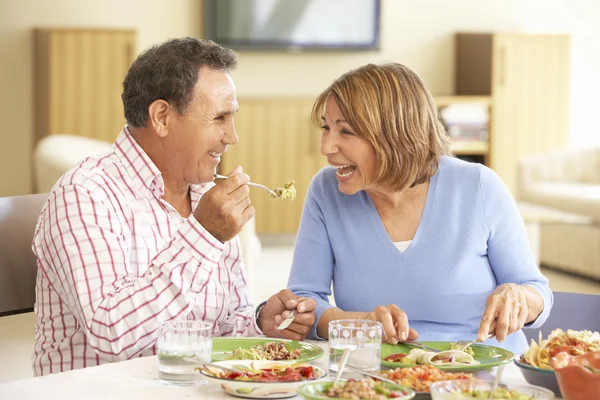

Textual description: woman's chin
[337,182,361,195]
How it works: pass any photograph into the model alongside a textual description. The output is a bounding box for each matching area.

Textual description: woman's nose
[321,133,338,155]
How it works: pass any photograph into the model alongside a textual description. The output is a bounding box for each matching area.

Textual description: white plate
[198,360,327,399]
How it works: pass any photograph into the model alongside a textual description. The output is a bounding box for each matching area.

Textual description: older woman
[287,63,552,354]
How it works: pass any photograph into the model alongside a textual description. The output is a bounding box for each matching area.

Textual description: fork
[214,174,281,198]
[276,310,296,330]
[455,333,494,352]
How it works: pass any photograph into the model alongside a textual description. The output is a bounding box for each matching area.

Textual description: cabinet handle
[499,46,506,87]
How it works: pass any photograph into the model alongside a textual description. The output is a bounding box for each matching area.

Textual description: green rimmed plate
[381,341,514,371]
[211,337,324,363]
[298,380,415,400]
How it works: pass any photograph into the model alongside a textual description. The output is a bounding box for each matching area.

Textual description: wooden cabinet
[221,99,327,235]
[34,28,137,143]
[455,33,570,193]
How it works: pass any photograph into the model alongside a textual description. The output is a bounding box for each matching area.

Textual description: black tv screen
[204,0,381,51]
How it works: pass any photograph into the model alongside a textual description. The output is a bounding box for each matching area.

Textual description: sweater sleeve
[479,165,553,329]
[287,172,336,339]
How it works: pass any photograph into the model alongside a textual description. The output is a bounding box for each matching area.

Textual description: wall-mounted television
[204,0,381,51]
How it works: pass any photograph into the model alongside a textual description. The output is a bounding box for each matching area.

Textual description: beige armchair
[0,194,47,314]
[518,148,600,279]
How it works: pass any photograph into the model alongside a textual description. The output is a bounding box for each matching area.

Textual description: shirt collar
[113,126,164,198]
[113,126,218,205]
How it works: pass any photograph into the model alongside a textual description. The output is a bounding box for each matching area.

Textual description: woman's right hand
[365,304,419,344]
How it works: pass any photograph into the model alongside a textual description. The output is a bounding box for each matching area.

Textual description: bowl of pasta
[514,329,600,397]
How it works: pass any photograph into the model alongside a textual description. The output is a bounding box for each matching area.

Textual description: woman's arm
[287,171,337,339]
[477,165,553,341]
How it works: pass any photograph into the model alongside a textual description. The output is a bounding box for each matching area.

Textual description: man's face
[167,67,239,184]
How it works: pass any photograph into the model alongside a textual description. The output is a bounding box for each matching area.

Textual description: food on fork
[225,341,301,361]
[381,365,473,393]
[271,180,296,200]
[523,328,600,370]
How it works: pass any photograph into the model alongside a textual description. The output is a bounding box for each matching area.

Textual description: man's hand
[259,289,316,341]
[194,166,255,243]
[365,304,419,344]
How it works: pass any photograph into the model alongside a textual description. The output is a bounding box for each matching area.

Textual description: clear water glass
[328,319,382,372]
[157,320,212,385]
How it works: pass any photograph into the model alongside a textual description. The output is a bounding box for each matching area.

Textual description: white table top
[0,340,549,400]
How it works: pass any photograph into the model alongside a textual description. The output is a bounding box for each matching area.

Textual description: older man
[31,37,315,376]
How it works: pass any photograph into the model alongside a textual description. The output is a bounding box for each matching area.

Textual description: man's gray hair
[122,37,238,128]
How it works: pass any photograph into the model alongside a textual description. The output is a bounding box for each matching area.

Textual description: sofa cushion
[521,181,600,221]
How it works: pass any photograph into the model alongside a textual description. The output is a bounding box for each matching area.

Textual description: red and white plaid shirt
[32,127,261,376]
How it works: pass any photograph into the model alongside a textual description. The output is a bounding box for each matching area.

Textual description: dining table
[0,340,560,399]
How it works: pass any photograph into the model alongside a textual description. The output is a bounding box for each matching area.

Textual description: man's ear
[148,99,171,138]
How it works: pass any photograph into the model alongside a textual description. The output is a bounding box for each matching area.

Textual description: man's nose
[223,120,238,145]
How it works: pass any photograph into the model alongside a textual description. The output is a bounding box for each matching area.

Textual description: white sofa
[33,134,262,276]
[518,148,600,279]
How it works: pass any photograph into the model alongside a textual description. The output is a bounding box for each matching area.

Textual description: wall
[1,0,599,196]
[0,0,202,196]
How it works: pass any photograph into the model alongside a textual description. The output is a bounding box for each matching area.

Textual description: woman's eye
[321,125,330,131]
[341,129,354,135]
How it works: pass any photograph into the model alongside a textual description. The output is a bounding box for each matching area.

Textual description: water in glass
[157,320,212,385]
[328,320,382,372]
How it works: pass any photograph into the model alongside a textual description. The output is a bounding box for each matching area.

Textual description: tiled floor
[251,245,600,302]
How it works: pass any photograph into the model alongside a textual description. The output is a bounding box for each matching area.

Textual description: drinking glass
[328,319,382,372]
[157,320,212,385]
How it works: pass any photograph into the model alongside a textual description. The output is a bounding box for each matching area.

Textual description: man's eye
[215,116,225,121]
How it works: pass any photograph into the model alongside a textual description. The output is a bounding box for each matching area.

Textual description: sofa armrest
[518,148,600,199]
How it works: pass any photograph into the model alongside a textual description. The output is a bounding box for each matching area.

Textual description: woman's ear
[148,99,171,138]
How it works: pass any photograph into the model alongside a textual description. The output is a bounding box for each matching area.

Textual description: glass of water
[157,320,212,385]
[329,319,382,372]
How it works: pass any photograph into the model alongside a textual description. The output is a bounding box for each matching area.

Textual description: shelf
[450,140,488,156]
[434,95,491,107]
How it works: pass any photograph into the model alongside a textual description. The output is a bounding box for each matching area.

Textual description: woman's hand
[365,304,419,344]
[478,283,544,343]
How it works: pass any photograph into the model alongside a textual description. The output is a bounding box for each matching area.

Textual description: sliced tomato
[384,353,407,362]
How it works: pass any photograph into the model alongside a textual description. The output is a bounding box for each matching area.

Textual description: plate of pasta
[211,337,324,363]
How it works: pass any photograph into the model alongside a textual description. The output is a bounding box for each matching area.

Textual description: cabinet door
[35,28,136,143]
[221,99,326,234]
[490,34,570,194]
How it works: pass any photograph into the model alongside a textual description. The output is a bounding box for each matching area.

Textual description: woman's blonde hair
[311,63,451,191]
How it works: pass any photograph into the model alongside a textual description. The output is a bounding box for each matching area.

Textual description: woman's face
[320,95,378,195]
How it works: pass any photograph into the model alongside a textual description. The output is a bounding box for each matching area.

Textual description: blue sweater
[288,156,552,354]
